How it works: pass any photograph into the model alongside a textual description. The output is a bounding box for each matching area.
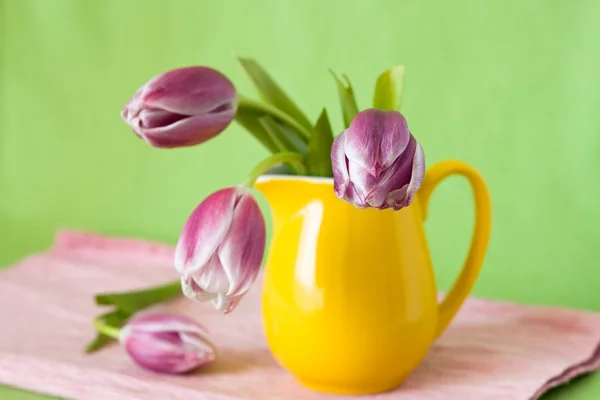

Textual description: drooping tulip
[120,313,216,374]
[331,108,425,211]
[175,186,266,314]
[120,66,237,148]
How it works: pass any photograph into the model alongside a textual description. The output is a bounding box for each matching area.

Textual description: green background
[1,0,599,398]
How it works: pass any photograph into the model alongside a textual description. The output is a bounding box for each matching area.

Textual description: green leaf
[85,333,112,354]
[373,65,405,111]
[259,116,296,152]
[237,95,311,141]
[305,109,334,177]
[85,309,129,353]
[238,58,313,131]
[235,107,279,153]
[259,117,305,174]
[95,280,181,314]
[329,71,359,128]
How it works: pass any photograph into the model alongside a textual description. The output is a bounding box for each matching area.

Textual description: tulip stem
[243,152,306,187]
[94,317,122,340]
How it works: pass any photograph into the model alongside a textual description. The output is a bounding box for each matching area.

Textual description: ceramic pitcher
[254,160,491,395]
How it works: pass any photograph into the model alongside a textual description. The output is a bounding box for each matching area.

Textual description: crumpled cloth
[0,230,598,400]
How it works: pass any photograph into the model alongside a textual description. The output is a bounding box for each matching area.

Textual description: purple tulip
[120,66,237,148]
[120,313,216,374]
[331,108,425,211]
[175,186,266,314]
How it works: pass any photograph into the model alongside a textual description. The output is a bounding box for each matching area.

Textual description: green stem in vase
[93,317,122,340]
[237,96,311,141]
[243,152,306,187]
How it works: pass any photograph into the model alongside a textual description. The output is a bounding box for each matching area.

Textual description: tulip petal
[120,313,216,374]
[385,142,425,210]
[331,132,350,199]
[175,187,237,277]
[345,183,369,208]
[124,313,209,337]
[218,187,265,297]
[138,108,188,129]
[124,329,208,374]
[347,162,376,200]
[121,66,237,149]
[344,109,411,177]
[212,292,245,314]
[120,86,144,122]
[380,111,411,170]
[179,332,216,363]
[141,67,237,117]
[191,254,231,295]
[181,277,216,303]
[365,136,417,208]
[140,107,236,148]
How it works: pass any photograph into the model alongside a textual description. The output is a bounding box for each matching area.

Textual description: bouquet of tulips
[88,58,425,374]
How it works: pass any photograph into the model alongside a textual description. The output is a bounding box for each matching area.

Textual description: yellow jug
[254,160,491,395]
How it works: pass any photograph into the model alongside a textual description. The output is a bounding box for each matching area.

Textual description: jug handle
[418,160,492,338]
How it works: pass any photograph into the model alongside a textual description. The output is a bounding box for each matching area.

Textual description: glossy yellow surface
[255,160,491,394]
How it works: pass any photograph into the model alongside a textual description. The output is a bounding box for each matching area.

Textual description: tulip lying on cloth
[175,186,266,313]
[331,108,425,211]
[120,66,237,148]
[120,313,216,374]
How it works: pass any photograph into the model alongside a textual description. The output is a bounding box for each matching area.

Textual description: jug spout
[254,175,335,220]
[253,176,282,203]
[253,176,283,220]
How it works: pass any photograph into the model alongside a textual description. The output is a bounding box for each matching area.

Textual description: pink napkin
[0,230,599,400]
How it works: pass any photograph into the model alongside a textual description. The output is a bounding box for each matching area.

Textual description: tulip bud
[120,313,216,374]
[121,66,237,148]
[175,186,266,313]
[331,108,425,211]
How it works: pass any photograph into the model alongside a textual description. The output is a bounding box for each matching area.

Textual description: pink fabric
[0,230,599,400]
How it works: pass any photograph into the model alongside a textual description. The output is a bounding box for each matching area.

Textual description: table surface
[1,235,599,400]
[2,253,599,400]
[1,373,599,399]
